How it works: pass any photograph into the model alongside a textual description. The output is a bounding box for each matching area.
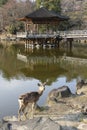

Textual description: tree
[36,0,61,13]
[0,0,8,6]
[8,24,17,34]
[1,0,34,32]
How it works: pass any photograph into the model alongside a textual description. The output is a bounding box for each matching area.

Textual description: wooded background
[0,0,87,34]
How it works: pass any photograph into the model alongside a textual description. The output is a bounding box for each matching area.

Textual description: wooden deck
[16,32,62,48]
[16,30,87,50]
[17,30,87,39]
[59,30,87,39]
[16,32,59,39]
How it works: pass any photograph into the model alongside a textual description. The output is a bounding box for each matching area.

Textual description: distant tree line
[0,0,70,34]
[0,0,8,6]
[0,0,35,34]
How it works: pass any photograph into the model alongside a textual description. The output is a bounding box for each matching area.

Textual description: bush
[8,24,17,34]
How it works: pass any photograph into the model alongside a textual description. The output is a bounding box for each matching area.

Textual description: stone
[0,119,11,130]
[78,123,87,130]
[34,117,61,130]
[7,117,61,130]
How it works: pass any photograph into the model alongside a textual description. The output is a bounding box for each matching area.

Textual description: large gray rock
[0,119,11,130]
[78,123,87,130]
[1,117,61,130]
[33,117,61,130]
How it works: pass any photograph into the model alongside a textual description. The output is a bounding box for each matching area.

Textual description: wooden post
[67,38,73,52]
[57,40,60,48]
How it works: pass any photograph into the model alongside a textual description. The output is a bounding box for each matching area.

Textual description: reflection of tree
[0,46,18,80]
[0,46,66,82]
[20,64,67,84]
[61,60,87,81]
[0,46,87,83]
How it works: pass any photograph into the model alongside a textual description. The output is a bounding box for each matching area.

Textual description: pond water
[0,41,87,119]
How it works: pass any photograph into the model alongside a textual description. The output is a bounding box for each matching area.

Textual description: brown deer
[76,79,87,90]
[18,81,47,120]
[47,85,73,104]
[76,79,87,95]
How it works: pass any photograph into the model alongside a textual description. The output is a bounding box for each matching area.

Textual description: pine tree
[0,0,8,6]
[36,0,61,13]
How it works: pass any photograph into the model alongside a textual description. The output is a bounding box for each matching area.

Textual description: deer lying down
[47,85,73,103]
[18,81,47,120]
[76,79,87,94]
[76,79,87,90]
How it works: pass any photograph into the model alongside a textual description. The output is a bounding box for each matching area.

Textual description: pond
[0,41,87,119]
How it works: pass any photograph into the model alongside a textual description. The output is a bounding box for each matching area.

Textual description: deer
[76,79,87,95]
[18,81,48,121]
[76,79,87,90]
[47,85,73,104]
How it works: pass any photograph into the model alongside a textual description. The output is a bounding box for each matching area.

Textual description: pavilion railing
[58,30,87,38]
[16,32,57,38]
[16,32,27,38]
[16,30,87,39]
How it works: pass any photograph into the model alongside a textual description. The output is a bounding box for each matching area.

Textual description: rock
[61,126,77,130]
[34,117,61,130]
[83,118,87,123]
[6,117,61,130]
[3,116,18,122]
[0,119,11,130]
[78,123,87,130]
[1,86,87,130]
[81,105,87,115]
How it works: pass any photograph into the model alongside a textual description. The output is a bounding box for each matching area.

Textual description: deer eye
[37,83,41,86]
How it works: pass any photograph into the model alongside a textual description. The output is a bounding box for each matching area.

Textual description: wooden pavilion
[17,7,68,48]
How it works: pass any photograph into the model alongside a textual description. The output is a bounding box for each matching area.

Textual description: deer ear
[43,79,48,85]
[38,83,41,86]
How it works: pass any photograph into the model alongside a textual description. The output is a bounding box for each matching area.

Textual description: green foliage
[58,21,70,31]
[0,0,8,6]
[16,22,25,32]
[8,22,24,34]
[36,0,61,13]
[8,24,17,34]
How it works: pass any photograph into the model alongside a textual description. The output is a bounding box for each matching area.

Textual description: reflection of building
[17,53,60,65]
[0,8,3,31]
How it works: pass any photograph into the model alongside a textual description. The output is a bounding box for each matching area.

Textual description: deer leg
[18,107,22,121]
[31,103,35,118]
[23,105,30,119]
[18,105,25,121]
[21,103,30,119]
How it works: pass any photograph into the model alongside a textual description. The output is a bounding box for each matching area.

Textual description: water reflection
[0,42,87,119]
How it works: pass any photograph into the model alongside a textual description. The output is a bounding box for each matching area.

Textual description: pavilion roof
[19,7,69,24]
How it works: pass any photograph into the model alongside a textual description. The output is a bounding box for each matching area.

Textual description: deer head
[38,80,48,92]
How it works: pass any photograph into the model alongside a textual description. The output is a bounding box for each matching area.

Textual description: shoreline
[1,86,87,130]
[1,109,87,130]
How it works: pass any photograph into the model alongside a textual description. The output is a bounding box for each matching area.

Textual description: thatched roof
[19,7,68,24]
